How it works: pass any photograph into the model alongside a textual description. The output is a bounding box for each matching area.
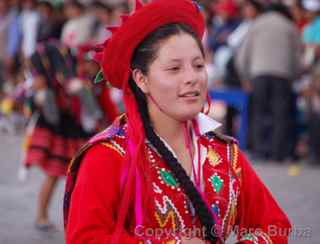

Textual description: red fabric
[235,152,291,244]
[66,135,291,243]
[66,144,140,243]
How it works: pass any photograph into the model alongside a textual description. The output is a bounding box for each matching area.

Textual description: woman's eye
[167,67,180,72]
[195,64,205,69]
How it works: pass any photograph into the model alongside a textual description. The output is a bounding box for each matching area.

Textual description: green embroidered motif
[160,169,177,187]
[94,70,104,84]
[211,174,223,193]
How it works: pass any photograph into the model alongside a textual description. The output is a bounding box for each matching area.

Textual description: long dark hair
[130,23,218,243]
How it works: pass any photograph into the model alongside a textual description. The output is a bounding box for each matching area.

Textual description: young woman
[24,41,99,230]
[64,0,291,243]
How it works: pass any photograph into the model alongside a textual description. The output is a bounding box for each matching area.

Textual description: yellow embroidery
[232,144,238,170]
[165,240,177,244]
[101,141,125,156]
[207,147,222,167]
[231,144,242,181]
[67,144,91,172]
[155,210,177,230]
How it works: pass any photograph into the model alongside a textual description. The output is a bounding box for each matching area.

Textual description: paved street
[0,132,319,244]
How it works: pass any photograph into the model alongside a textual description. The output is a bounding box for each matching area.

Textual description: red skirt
[24,112,92,177]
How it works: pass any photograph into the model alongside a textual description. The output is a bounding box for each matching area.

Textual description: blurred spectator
[208,0,240,52]
[302,0,320,44]
[37,1,64,42]
[302,0,320,69]
[223,0,264,138]
[306,62,320,164]
[6,0,22,78]
[61,0,95,48]
[0,0,10,92]
[290,0,309,32]
[236,3,302,161]
[228,0,264,50]
[21,0,40,58]
[224,0,264,88]
[207,0,241,82]
[90,1,114,44]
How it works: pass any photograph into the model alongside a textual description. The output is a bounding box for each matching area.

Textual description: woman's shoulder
[67,115,127,176]
[202,130,238,146]
[88,114,127,147]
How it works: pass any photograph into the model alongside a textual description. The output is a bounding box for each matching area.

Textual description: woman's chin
[175,109,202,122]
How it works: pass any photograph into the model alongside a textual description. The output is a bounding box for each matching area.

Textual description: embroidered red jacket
[64,115,291,243]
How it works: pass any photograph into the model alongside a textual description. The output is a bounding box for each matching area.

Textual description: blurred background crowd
[0,0,320,166]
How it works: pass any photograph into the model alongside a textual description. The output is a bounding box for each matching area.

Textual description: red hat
[95,0,205,89]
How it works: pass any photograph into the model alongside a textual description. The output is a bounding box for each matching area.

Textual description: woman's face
[138,33,208,122]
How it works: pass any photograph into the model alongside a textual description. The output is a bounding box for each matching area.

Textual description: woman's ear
[132,69,149,94]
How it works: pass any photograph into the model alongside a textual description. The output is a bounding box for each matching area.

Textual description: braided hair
[129,23,218,243]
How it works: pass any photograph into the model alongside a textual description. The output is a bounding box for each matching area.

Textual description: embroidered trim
[155,195,186,232]
[240,233,259,244]
[222,143,240,238]
[239,230,273,244]
[100,141,125,156]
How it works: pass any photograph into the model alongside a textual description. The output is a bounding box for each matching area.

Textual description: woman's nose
[184,67,198,85]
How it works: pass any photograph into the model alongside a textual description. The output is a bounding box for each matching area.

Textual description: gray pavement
[0,133,319,244]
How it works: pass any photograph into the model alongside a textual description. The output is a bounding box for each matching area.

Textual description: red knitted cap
[95,0,205,89]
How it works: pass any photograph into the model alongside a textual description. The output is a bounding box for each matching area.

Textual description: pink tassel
[135,166,143,226]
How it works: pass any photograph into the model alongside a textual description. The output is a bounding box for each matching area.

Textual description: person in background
[90,1,114,44]
[0,0,11,92]
[21,0,39,59]
[208,0,240,53]
[236,3,302,161]
[37,0,64,42]
[223,0,264,138]
[61,0,95,48]
[290,0,309,33]
[23,42,98,231]
[306,63,320,165]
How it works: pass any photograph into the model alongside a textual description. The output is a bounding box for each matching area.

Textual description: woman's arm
[234,149,291,244]
[65,143,140,243]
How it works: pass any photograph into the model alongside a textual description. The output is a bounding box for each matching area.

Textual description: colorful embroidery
[211,201,221,218]
[207,147,222,167]
[155,196,185,231]
[240,233,259,244]
[100,141,125,156]
[153,182,163,194]
[231,144,242,180]
[159,168,177,188]
[222,164,240,238]
[209,173,224,193]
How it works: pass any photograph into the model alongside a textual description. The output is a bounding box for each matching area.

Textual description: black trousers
[251,75,296,160]
[308,112,320,162]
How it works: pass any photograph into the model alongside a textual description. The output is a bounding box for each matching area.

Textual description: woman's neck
[148,104,186,148]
